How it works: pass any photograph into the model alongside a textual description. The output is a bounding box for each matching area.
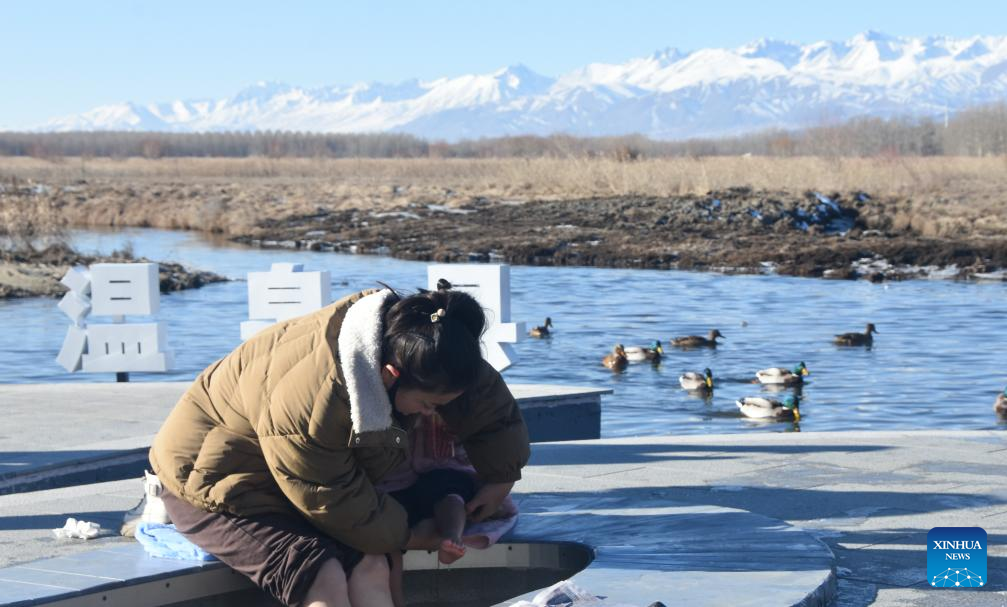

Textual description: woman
[149,286,530,607]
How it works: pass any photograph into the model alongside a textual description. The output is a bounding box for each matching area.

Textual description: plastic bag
[509,580,646,607]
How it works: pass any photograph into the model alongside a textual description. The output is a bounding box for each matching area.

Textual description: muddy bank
[6,171,1006,280]
[237,188,1007,281]
[0,244,227,299]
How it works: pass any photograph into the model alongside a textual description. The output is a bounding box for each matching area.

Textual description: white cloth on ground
[52,517,101,540]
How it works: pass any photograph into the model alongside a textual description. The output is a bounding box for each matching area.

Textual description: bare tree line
[2,102,1006,159]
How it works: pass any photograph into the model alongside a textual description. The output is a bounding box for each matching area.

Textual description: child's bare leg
[434,494,467,564]
[389,551,405,607]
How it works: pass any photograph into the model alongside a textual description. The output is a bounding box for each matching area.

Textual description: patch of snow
[814,192,841,214]
[427,204,476,215]
[371,211,421,220]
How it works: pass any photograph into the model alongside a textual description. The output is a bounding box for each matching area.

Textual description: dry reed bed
[2,156,1007,239]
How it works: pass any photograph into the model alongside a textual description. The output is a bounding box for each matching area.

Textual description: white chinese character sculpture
[241,263,331,340]
[56,263,174,378]
[427,264,523,371]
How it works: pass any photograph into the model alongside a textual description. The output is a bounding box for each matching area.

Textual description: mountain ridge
[38,32,1007,140]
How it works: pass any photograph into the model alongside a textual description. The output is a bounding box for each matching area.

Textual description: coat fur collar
[337,289,396,435]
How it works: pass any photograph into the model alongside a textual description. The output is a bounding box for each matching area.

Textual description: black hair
[381,286,486,393]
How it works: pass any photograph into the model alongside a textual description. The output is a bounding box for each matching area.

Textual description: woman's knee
[350,554,390,584]
[304,558,349,605]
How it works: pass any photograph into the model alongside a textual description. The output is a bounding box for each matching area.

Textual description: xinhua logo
[927,527,987,588]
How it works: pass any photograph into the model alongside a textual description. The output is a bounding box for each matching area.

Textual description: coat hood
[337,289,397,436]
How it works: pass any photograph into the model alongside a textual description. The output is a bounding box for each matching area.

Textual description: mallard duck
[671,329,724,348]
[737,395,801,421]
[756,361,809,385]
[679,368,714,391]
[834,323,877,346]
[602,344,628,372]
[529,317,553,338]
[625,340,663,362]
[995,387,1007,415]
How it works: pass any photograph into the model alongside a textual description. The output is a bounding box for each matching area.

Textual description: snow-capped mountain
[39,32,1007,140]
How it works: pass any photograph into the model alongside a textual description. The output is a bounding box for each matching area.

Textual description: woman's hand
[405,518,441,551]
[465,481,514,522]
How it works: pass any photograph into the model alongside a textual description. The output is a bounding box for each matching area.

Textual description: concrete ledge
[0,382,607,495]
[508,384,609,443]
[0,495,834,607]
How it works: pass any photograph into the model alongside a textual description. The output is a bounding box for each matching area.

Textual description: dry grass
[0,194,66,251]
[2,156,1006,238]
[2,155,1006,196]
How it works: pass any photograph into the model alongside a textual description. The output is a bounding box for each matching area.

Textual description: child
[380,412,518,607]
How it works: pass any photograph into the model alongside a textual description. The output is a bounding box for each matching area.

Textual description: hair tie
[430,308,446,323]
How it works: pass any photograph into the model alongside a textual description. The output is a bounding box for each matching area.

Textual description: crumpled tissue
[52,517,101,540]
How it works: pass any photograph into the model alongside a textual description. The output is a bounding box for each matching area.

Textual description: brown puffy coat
[149,289,529,554]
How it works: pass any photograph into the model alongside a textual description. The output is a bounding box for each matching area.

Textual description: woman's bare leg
[388,551,406,607]
[304,558,350,607]
[347,554,394,607]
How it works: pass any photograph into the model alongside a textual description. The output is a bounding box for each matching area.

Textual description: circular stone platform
[497,493,837,607]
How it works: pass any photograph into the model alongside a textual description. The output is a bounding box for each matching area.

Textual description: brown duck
[529,317,553,338]
[602,344,628,372]
[834,323,877,346]
[671,329,724,348]
[995,387,1007,416]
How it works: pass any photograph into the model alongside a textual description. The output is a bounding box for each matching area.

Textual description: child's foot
[438,538,466,564]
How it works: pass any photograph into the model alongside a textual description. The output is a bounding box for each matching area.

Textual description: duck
[737,395,801,421]
[529,317,553,338]
[625,340,664,363]
[602,344,628,372]
[671,329,724,348]
[679,368,714,392]
[756,362,809,385]
[995,387,1007,416]
[834,323,877,346]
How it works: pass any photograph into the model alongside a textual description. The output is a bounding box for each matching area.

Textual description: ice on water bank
[427,204,476,215]
[973,270,1007,281]
[852,255,967,280]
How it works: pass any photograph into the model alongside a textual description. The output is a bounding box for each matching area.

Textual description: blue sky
[3,0,1004,128]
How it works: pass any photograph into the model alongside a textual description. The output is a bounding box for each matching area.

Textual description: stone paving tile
[0,480,136,567]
